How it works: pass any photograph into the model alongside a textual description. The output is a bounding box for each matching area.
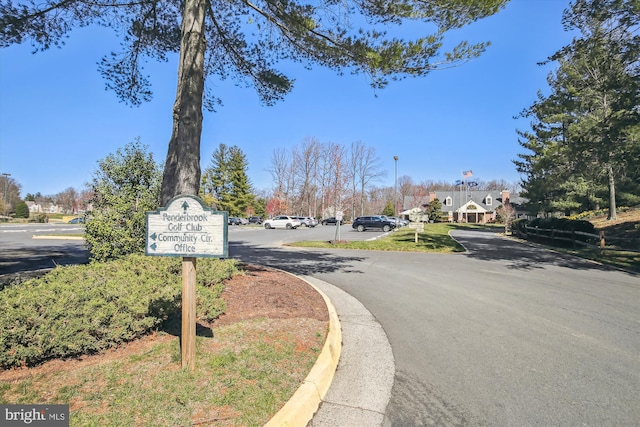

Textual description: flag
[455,180,463,186]
[468,181,478,187]
[462,170,473,178]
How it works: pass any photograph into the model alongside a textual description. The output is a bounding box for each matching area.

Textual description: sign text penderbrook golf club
[145,195,228,257]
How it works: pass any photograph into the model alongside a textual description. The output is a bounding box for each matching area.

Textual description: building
[402,187,526,224]
[428,189,518,224]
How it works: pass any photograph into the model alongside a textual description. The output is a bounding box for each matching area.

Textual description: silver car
[295,216,318,227]
[304,217,318,227]
[264,215,301,229]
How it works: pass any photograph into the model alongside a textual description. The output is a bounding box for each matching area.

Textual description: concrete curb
[305,276,395,427]
[264,274,342,427]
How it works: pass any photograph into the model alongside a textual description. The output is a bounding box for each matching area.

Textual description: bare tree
[367,186,395,215]
[0,175,21,216]
[268,147,291,215]
[326,144,347,217]
[397,175,414,213]
[55,187,79,214]
[316,142,334,218]
[293,137,320,216]
[349,141,385,218]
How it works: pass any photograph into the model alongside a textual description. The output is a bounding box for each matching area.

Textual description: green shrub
[85,140,162,262]
[0,255,239,368]
[14,201,29,218]
[518,217,595,245]
[512,218,529,234]
[528,217,595,234]
[31,213,49,223]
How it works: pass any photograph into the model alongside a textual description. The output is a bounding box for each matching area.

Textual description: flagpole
[460,170,464,223]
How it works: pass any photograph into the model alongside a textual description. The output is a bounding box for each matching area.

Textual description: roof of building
[433,190,506,212]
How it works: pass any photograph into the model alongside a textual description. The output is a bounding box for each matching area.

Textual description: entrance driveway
[247,228,639,426]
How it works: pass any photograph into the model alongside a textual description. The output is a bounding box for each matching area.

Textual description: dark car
[228,217,242,225]
[248,216,263,224]
[352,215,396,232]
[321,217,343,226]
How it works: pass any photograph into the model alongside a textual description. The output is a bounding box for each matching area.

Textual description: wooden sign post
[408,221,424,243]
[182,257,197,370]
[408,208,426,244]
[146,195,228,370]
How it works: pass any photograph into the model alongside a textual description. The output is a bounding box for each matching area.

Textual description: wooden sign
[408,222,424,232]
[145,195,228,258]
[145,195,228,370]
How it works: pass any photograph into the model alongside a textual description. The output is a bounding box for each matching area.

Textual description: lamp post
[2,173,10,220]
[393,156,398,216]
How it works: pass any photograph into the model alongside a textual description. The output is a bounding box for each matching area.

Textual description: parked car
[352,215,396,232]
[321,217,343,226]
[239,217,249,225]
[228,217,242,225]
[294,216,318,227]
[248,216,263,224]
[304,217,318,227]
[263,215,301,229]
[386,216,406,227]
[68,217,86,224]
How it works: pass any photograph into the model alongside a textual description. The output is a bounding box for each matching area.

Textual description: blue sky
[0,0,574,197]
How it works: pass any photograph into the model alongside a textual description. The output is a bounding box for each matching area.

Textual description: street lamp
[2,173,10,220]
[393,156,398,216]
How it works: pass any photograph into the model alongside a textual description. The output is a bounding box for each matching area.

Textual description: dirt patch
[215,264,328,325]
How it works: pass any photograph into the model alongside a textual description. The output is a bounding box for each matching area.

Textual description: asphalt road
[3,223,639,425]
[0,223,88,276]
[232,226,640,426]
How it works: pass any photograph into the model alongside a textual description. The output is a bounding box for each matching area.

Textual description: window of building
[445,196,452,206]
[486,195,492,206]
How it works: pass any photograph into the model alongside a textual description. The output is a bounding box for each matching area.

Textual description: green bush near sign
[0,254,239,369]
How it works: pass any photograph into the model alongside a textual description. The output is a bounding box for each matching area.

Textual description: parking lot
[227,222,392,243]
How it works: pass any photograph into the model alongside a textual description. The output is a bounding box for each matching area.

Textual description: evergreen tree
[85,139,162,261]
[14,200,29,218]
[515,0,639,219]
[201,144,253,216]
[227,147,253,216]
[426,198,443,222]
[382,201,394,216]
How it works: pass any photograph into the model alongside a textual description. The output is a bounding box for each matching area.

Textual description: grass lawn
[288,223,466,253]
[533,245,640,272]
[0,320,323,427]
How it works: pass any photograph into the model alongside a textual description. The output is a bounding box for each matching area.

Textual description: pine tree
[515,0,639,219]
[201,144,253,217]
[14,200,29,218]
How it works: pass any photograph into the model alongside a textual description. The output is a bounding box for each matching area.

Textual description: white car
[263,215,301,229]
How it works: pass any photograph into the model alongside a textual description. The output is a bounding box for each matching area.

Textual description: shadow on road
[228,240,366,276]
[0,242,89,277]
[452,229,638,276]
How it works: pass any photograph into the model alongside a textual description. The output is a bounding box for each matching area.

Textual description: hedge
[0,254,239,368]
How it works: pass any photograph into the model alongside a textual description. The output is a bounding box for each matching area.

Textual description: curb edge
[264,272,342,427]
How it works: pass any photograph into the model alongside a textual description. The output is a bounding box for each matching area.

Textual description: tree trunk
[160,0,207,205]
[607,164,617,220]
